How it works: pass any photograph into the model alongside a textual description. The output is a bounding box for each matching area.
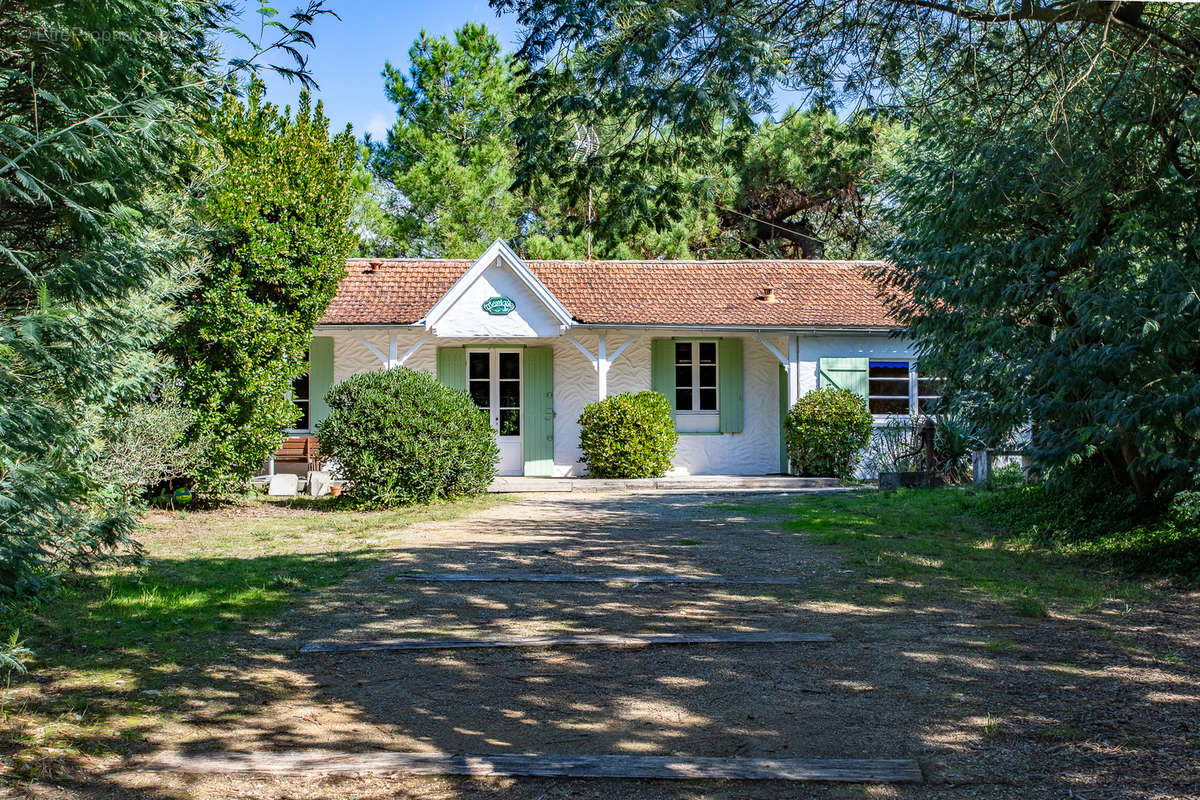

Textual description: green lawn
[0,493,501,780]
[711,488,1149,612]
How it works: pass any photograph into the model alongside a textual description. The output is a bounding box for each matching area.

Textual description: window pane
[869,379,909,397]
[499,352,520,379]
[870,397,909,415]
[675,342,692,363]
[699,365,717,387]
[699,388,717,410]
[676,389,693,411]
[499,380,520,408]
[499,408,520,435]
[295,400,309,430]
[675,365,693,388]
[291,373,309,402]
[698,342,717,364]
[469,381,489,408]
[917,378,943,397]
[469,352,489,379]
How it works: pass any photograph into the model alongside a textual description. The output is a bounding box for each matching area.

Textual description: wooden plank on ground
[299,631,833,654]
[136,750,922,783]
[393,573,799,585]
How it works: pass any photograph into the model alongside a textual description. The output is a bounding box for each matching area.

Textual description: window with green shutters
[651,338,743,434]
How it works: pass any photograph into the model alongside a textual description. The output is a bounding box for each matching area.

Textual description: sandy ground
[10,492,1199,800]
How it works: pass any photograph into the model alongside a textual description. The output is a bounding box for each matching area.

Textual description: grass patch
[720,489,1147,610]
[0,493,500,779]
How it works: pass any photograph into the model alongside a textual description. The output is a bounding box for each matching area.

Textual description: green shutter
[779,364,789,474]
[309,336,334,430]
[718,338,744,433]
[523,347,555,477]
[818,357,869,403]
[651,339,676,421]
[436,347,466,392]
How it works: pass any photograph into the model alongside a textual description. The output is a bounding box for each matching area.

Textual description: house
[288,239,936,477]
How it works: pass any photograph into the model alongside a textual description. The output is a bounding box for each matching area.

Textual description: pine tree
[372,23,524,257]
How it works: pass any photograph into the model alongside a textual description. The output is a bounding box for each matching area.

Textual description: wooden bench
[271,435,321,474]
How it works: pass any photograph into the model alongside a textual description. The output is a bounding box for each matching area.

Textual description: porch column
[787,335,800,407]
[569,333,635,402]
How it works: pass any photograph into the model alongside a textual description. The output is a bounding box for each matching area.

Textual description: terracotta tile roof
[321,257,899,329]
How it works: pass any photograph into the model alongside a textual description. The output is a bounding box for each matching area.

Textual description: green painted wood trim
[818,357,869,402]
[718,338,744,433]
[436,347,467,392]
[650,339,676,422]
[779,364,789,474]
[309,336,335,431]
[523,347,555,476]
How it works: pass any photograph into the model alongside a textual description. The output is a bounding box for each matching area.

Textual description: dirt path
[32,492,1200,799]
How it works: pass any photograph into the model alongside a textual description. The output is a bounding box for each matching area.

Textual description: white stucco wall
[320,328,909,476]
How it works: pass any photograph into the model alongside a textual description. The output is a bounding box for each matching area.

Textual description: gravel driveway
[95,491,1198,800]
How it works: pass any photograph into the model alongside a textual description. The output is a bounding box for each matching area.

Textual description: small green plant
[318,367,498,506]
[785,387,873,479]
[577,391,678,478]
[986,462,1026,490]
[1011,594,1049,618]
[0,630,33,675]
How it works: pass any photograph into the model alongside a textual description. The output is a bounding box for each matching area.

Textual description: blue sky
[225,0,521,138]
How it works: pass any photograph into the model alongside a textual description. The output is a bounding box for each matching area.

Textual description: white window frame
[674,340,719,415]
[868,360,942,418]
[466,349,524,438]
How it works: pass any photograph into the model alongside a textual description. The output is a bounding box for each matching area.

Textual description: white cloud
[364,112,389,141]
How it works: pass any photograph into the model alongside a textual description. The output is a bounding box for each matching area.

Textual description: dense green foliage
[0,1,220,603]
[785,388,873,479]
[982,478,1200,583]
[0,0,332,605]
[361,23,898,260]
[94,385,209,505]
[171,83,357,492]
[318,368,499,506]
[494,0,1200,511]
[876,27,1200,503]
[577,392,678,478]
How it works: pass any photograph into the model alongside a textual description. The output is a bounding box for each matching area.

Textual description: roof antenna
[570,122,600,261]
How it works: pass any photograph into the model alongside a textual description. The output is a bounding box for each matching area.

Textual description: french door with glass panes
[468,350,523,475]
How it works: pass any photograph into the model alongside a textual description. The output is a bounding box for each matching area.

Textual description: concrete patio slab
[488,475,841,493]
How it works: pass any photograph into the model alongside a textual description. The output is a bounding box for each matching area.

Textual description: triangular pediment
[423,240,573,338]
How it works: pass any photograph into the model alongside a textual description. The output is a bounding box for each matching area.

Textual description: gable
[430,257,566,337]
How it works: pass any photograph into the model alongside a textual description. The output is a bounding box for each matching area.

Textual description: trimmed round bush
[318,367,498,506]
[785,387,873,479]
[578,391,678,478]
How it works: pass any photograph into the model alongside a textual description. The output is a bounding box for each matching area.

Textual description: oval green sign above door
[482,296,516,315]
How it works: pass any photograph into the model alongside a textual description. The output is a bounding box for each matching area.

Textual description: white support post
[596,334,607,401]
[361,338,388,366]
[787,335,800,408]
[758,335,800,408]
[395,333,429,367]
[388,335,398,367]
[570,334,634,402]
